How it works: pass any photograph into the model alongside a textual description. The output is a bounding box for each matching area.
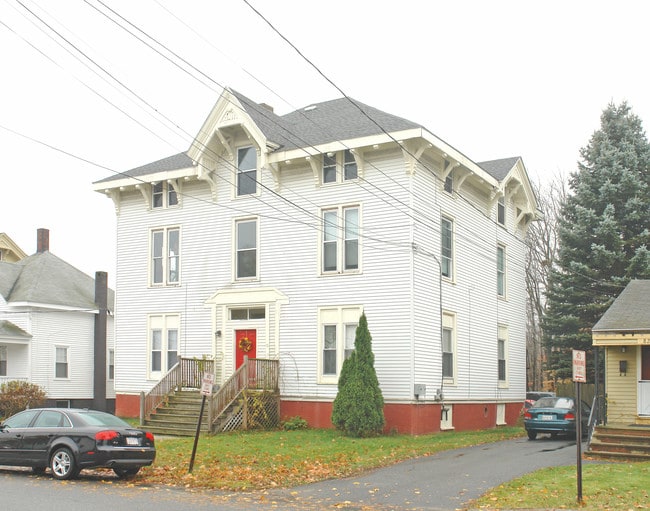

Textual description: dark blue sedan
[524,397,590,440]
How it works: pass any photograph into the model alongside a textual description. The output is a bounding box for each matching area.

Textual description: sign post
[189,373,214,474]
[572,350,586,504]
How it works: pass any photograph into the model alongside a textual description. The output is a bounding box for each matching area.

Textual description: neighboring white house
[0,229,115,412]
[94,88,539,433]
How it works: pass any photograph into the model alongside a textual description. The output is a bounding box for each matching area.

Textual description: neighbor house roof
[592,280,650,332]
[0,252,114,311]
[95,88,515,185]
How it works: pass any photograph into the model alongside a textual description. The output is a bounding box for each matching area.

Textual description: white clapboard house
[0,229,114,413]
[94,88,539,433]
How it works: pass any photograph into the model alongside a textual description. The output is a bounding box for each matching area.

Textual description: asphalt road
[0,435,588,511]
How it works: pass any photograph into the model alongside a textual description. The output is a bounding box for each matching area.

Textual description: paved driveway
[261,435,587,510]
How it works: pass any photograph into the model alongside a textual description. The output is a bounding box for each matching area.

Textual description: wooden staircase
[587,424,650,461]
[140,357,279,437]
[142,390,210,437]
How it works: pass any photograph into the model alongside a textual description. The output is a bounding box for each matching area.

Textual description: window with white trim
[151,227,180,286]
[497,244,506,297]
[237,146,257,196]
[442,312,456,383]
[235,218,258,280]
[498,325,508,384]
[444,174,453,194]
[441,216,454,279]
[55,346,69,378]
[322,150,357,184]
[152,181,178,209]
[497,196,505,225]
[318,306,362,383]
[0,345,7,376]
[322,205,360,274]
[108,349,114,380]
[148,314,179,377]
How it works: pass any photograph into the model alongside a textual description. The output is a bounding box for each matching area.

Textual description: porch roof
[0,320,32,343]
[593,279,650,333]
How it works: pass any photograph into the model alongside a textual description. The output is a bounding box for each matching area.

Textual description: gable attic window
[497,196,505,225]
[322,150,358,184]
[444,174,453,194]
[152,182,178,208]
[237,146,257,196]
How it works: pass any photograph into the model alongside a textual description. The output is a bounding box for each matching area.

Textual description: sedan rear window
[535,397,573,409]
[76,411,131,427]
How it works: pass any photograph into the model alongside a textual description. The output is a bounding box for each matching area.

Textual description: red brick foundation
[281,400,523,434]
[115,393,141,418]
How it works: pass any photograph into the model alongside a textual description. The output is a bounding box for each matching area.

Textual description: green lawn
[142,427,521,490]
[469,461,650,510]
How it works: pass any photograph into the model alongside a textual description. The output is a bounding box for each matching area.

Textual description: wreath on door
[238,336,252,352]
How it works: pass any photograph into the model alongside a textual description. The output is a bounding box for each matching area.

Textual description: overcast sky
[1,0,649,287]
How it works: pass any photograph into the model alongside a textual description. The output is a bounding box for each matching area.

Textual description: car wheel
[550,432,558,438]
[527,430,537,440]
[113,467,140,478]
[50,447,78,480]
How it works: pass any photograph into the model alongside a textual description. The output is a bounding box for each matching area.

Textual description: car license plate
[540,414,555,421]
[126,436,140,446]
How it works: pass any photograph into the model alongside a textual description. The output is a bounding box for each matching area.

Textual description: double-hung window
[235,218,258,280]
[108,349,115,380]
[322,205,360,274]
[322,150,358,184]
[498,325,508,384]
[497,244,506,297]
[152,181,178,208]
[0,345,7,376]
[55,346,69,378]
[318,306,362,383]
[149,314,179,377]
[151,227,180,286]
[442,312,456,382]
[237,146,257,196]
[441,216,454,279]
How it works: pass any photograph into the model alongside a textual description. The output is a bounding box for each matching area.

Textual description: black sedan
[524,396,590,440]
[0,408,155,480]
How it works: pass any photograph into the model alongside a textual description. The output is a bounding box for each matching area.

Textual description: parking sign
[572,350,586,383]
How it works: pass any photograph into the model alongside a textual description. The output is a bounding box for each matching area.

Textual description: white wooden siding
[112,143,529,406]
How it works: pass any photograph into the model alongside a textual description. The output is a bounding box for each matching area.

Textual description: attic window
[152,182,178,209]
[322,150,357,184]
[497,196,505,225]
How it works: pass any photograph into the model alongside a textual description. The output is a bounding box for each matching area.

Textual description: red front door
[235,329,256,369]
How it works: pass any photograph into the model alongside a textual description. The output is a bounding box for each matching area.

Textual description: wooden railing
[208,357,279,430]
[140,357,218,425]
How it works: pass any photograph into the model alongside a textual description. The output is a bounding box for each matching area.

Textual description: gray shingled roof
[478,157,522,181]
[95,88,521,186]
[592,280,650,331]
[0,252,114,311]
[0,320,32,340]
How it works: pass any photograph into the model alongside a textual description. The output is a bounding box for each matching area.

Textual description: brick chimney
[37,228,49,253]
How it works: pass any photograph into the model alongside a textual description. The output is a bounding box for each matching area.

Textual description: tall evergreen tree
[331,313,384,437]
[544,102,650,379]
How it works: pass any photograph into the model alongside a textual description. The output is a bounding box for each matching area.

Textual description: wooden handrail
[208,358,279,429]
[140,356,278,430]
[140,357,218,425]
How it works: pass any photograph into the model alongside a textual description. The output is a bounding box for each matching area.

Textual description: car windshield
[75,411,131,428]
[535,397,573,409]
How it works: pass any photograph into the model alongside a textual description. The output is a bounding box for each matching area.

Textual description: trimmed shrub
[281,416,308,431]
[0,380,47,419]
[331,313,384,437]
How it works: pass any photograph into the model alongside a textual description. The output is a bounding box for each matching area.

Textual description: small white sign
[572,350,587,383]
[200,372,215,396]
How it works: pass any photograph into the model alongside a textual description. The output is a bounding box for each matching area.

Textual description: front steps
[142,390,210,437]
[587,424,650,461]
